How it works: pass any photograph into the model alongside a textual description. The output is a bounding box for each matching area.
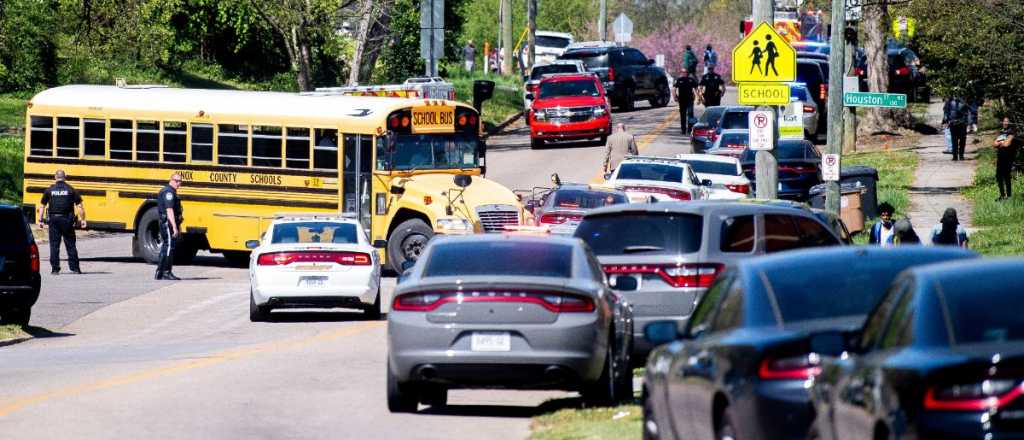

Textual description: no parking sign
[823,153,841,181]
[749,111,773,151]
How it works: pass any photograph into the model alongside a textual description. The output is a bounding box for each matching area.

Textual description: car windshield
[700,107,727,126]
[575,213,704,256]
[942,278,1024,345]
[560,51,609,69]
[271,222,358,244]
[531,64,580,80]
[680,160,740,176]
[539,80,600,98]
[719,133,749,149]
[549,189,627,209]
[536,36,571,48]
[384,133,479,171]
[720,111,749,130]
[424,241,573,278]
[616,163,684,183]
[797,63,823,85]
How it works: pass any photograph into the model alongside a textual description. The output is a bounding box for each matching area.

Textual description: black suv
[558,44,670,111]
[0,205,41,325]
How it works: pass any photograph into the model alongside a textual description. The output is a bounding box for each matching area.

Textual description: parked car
[528,73,612,149]
[888,46,930,102]
[797,59,829,132]
[559,43,670,111]
[641,246,978,440]
[247,215,382,322]
[690,106,728,153]
[526,183,628,235]
[789,82,820,139]
[574,201,843,359]
[0,205,41,326]
[604,156,710,202]
[386,234,634,412]
[522,60,586,111]
[810,258,1021,440]
[714,106,755,137]
[706,129,750,157]
[530,31,574,65]
[740,139,823,201]
[674,154,751,199]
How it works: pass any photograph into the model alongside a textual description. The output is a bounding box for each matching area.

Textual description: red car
[528,73,612,149]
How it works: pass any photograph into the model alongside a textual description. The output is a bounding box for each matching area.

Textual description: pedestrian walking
[699,67,726,107]
[995,116,1017,200]
[868,202,899,247]
[942,95,970,161]
[35,170,85,274]
[463,41,476,72]
[604,123,638,174]
[683,45,698,76]
[674,68,699,134]
[155,173,184,281]
[930,208,969,248]
[703,45,718,75]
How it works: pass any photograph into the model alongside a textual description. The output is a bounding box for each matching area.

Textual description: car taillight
[803,105,815,114]
[725,184,750,194]
[854,67,865,76]
[256,251,371,266]
[924,380,1023,411]
[603,263,723,288]
[895,67,911,76]
[726,143,746,150]
[538,213,583,225]
[758,354,821,380]
[780,165,817,174]
[29,243,39,273]
[620,186,692,201]
[391,291,595,313]
[819,84,827,101]
[608,67,615,81]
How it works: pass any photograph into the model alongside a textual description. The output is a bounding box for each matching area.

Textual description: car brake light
[256,251,371,266]
[603,263,723,288]
[803,105,815,114]
[924,380,1023,411]
[725,184,750,194]
[854,67,865,76]
[896,67,911,76]
[608,67,615,81]
[820,84,827,101]
[758,354,821,380]
[29,243,40,273]
[538,213,583,225]
[620,186,692,201]
[391,291,595,313]
[780,165,817,174]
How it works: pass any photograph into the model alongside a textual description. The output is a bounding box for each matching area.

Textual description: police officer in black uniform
[156,173,184,280]
[36,170,86,274]
[674,68,700,135]
[699,66,726,107]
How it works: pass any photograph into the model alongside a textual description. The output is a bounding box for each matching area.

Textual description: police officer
[155,173,184,280]
[673,68,700,135]
[36,170,86,274]
[699,66,726,107]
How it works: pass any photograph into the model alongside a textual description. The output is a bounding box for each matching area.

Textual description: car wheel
[650,82,670,108]
[583,335,625,406]
[249,291,270,322]
[364,289,382,320]
[716,407,737,440]
[223,251,250,268]
[135,207,162,264]
[0,307,31,326]
[419,384,448,407]
[621,86,636,112]
[530,137,545,149]
[643,389,662,440]
[386,218,433,274]
[387,361,418,413]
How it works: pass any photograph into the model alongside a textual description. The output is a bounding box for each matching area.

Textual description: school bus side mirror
[373,239,388,249]
[245,240,260,249]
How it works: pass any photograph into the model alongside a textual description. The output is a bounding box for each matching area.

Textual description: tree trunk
[348,0,375,85]
[860,1,907,134]
[290,25,312,91]
[358,7,392,83]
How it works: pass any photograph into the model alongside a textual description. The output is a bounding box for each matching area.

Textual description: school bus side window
[109,119,133,160]
[56,117,80,158]
[163,121,187,163]
[286,127,311,169]
[252,125,283,168]
[218,124,249,166]
[191,123,213,162]
[29,116,54,157]
[136,120,160,161]
[313,128,338,170]
[83,119,106,157]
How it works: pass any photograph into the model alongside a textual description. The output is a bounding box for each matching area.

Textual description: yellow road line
[589,109,681,183]
[0,321,381,417]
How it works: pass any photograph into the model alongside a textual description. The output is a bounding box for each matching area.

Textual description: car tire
[223,251,250,268]
[642,389,663,440]
[387,361,418,413]
[582,337,626,406]
[1,307,31,326]
[419,384,448,407]
[621,86,636,112]
[598,135,608,146]
[364,289,382,320]
[716,407,737,440]
[530,137,545,149]
[386,218,433,274]
[135,207,163,264]
[650,82,670,108]
[249,291,270,322]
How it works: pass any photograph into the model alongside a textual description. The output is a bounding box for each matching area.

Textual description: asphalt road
[0,91,733,439]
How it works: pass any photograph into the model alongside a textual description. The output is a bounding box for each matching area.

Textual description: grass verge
[963,146,1024,255]
[530,402,642,440]
[0,94,28,134]
[448,71,523,130]
[845,149,918,244]
[0,324,29,342]
[1,136,24,204]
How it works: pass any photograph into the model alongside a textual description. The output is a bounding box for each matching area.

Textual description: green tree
[0,0,60,90]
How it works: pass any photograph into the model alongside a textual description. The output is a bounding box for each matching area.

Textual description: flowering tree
[632,21,739,82]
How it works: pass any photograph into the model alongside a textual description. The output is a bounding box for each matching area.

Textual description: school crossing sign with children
[733,22,797,105]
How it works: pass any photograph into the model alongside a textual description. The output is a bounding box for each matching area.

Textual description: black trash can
[808,182,862,209]
[840,166,879,218]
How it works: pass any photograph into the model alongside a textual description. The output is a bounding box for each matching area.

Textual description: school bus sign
[732,22,797,84]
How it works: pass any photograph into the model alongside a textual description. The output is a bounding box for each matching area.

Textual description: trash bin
[840,166,879,219]
[807,183,866,234]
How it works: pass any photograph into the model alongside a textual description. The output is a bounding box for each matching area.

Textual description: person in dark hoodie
[930,207,969,248]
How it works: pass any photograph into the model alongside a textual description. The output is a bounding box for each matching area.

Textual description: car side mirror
[701,179,714,186]
[525,93,534,101]
[373,239,388,249]
[245,240,260,249]
[647,58,656,65]
[644,320,681,346]
[603,172,612,180]
[809,330,849,357]
[389,185,406,195]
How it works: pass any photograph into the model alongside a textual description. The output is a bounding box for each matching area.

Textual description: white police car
[604,156,710,202]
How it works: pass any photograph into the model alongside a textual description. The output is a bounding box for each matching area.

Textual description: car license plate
[299,276,327,288]
[471,332,511,352]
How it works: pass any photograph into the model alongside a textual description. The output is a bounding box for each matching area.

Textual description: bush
[0,136,24,204]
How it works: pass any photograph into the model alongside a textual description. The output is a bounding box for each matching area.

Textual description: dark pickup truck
[558,43,670,112]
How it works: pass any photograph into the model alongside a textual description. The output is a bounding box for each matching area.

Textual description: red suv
[528,73,611,149]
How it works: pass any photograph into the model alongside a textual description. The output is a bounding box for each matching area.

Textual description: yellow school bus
[22,85,524,272]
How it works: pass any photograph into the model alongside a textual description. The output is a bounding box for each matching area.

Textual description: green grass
[0,136,24,204]
[844,149,918,244]
[963,146,1024,255]
[0,94,28,134]
[0,324,28,342]
[448,70,524,130]
[530,402,642,440]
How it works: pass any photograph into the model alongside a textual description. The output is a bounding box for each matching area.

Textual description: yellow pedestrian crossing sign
[733,22,797,83]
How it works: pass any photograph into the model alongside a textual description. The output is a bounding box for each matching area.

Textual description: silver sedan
[386,234,634,412]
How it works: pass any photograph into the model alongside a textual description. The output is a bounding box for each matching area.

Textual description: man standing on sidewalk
[604,123,638,174]
[995,116,1017,200]
[674,68,699,135]
[36,170,86,274]
[463,41,476,72]
[943,96,970,161]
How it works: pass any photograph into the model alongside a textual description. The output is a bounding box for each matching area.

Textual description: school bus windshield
[382,133,480,171]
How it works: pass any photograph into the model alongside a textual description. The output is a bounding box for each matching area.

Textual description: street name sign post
[419,0,444,77]
[843,92,907,108]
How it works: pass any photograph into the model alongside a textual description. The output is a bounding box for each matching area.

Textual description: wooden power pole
[527,0,536,69]
[501,0,513,74]
[825,0,848,215]
[753,0,778,199]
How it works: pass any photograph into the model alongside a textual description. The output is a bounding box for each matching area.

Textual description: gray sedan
[386,234,634,412]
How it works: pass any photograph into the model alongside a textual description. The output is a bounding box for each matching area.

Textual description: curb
[483,111,524,140]
[0,335,32,348]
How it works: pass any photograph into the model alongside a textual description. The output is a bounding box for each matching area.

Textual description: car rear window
[681,160,740,176]
[549,189,627,209]
[700,107,727,126]
[575,213,703,256]
[719,133,749,149]
[790,86,810,101]
[424,241,573,278]
[0,209,29,246]
[271,222,358,244]
[531,64,581,79]
[720,111,749,130]
[942,278,1024,345]
[616,163,683,183]
[797,63,824,87]
[560,51,609,69]
[539,79,600,98]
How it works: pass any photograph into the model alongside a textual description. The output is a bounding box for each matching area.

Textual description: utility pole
[527,0,536,69]
[501,0,513,75]
[824,0,848,215]
[598,0,608,41]
[753,0,777,199]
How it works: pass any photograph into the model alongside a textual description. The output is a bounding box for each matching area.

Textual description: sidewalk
[907,101,979,244]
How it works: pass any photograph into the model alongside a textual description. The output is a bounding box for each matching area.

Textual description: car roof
[723,106,756,113]
[584,200,816,218]
[539,73,599,82]
[619,156,694,168]
[741,246,977,278]
[554,183,626,194]
[536,30,573,39]
[674,153,740,164]
[272,215,361,225]
[719,129,750,136]
[534,59,584,67]
[908,258,1023,285]
[429,232,581,248]
[564,41,617,51]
